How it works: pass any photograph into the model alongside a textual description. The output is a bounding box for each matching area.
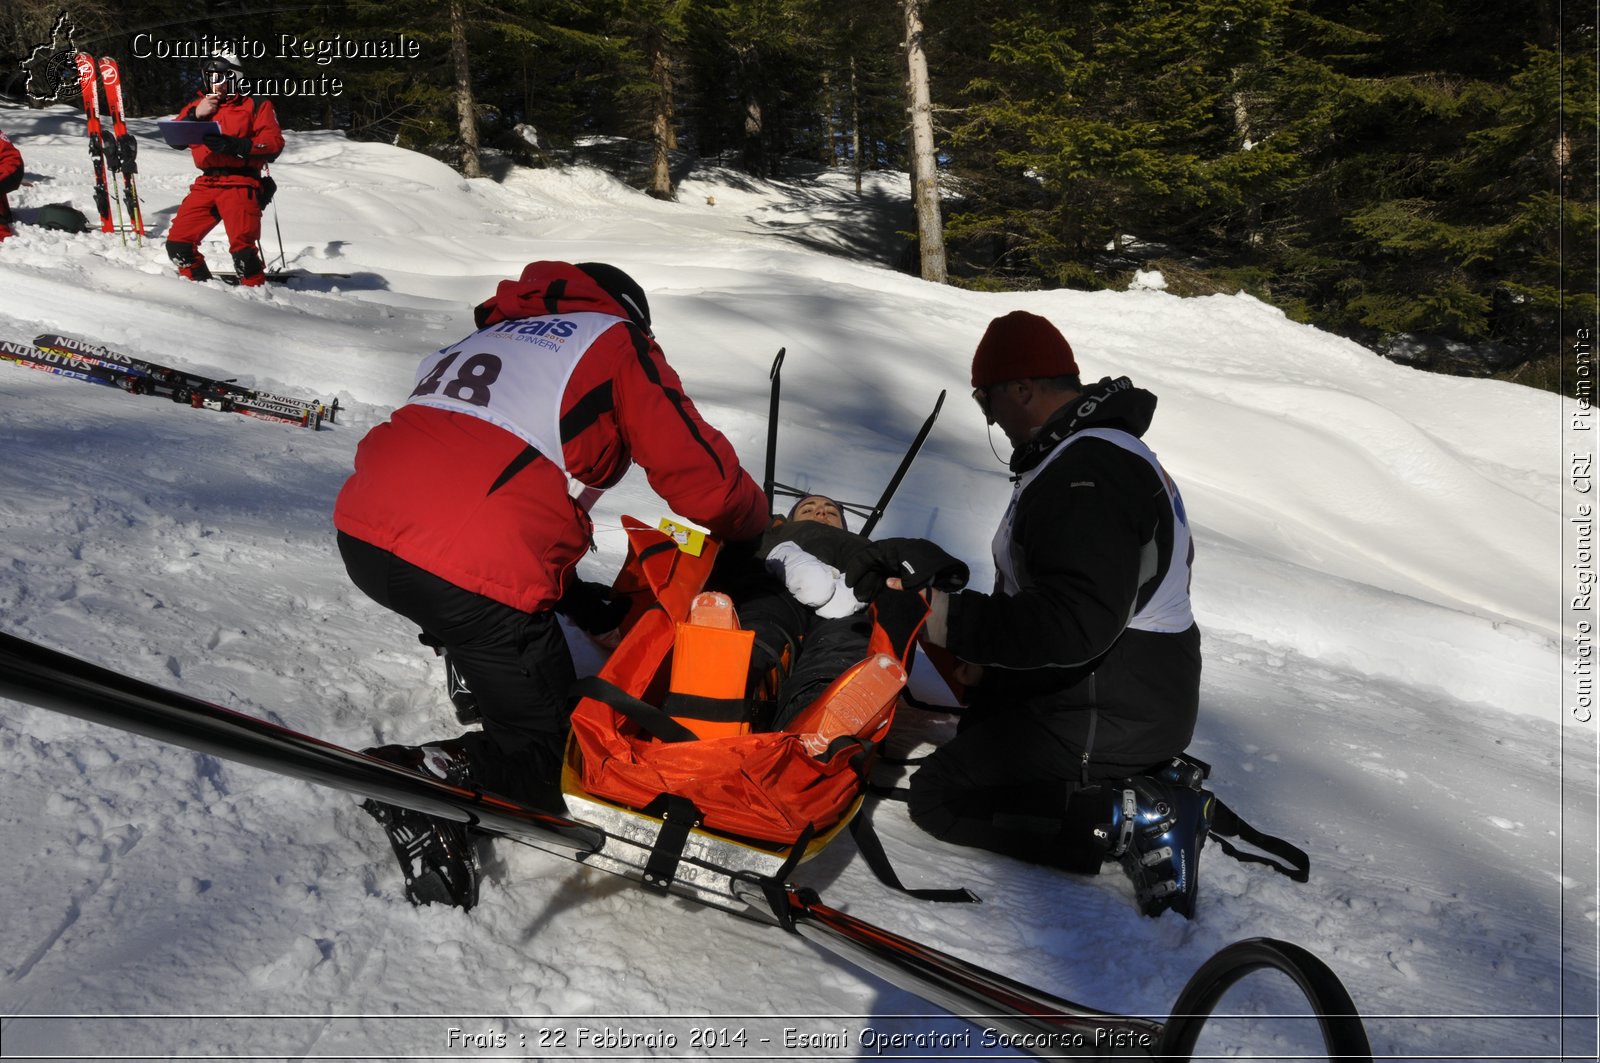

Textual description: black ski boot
[1100,771,1214,919]
[361,740,481,910]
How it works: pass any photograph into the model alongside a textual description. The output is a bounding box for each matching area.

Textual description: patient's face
[791,496,845,529]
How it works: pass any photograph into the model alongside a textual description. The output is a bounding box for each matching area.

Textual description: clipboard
[157,119,221,148]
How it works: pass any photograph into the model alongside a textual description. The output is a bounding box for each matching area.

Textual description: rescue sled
[558,348,949,908]
[561,515,928,910]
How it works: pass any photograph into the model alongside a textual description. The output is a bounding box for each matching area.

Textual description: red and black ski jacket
[335,261,771,613]
[176,93,283,178]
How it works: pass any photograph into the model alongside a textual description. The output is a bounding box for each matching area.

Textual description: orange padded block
[669,593,753,701]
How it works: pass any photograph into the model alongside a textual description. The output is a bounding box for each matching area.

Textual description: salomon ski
[34,334,328,428]
[0,340,124,388]
[6,335,330,430]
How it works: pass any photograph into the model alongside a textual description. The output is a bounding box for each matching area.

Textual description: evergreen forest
[3,0,1594,391]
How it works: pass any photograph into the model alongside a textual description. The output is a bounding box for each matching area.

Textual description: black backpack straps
[570,674,699,743]
[849,794,980,903]
[1209,798,1311,883]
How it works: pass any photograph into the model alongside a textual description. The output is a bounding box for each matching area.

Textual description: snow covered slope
[0,101,1589,1061]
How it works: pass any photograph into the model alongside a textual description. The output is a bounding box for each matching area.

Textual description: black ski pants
[906,704,1126,872]
[338,532,575,812]
[736,588,872,731]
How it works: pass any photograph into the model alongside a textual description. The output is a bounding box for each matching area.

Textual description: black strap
[570,674,698,743]
[200,167,260,179]
[899,690,965,716]
[736,821,815,932]
[1209,799,1311,883]
[848,795,979,903]
[636,539,679,566]
[639,793,701,894]
[660,691,749,724]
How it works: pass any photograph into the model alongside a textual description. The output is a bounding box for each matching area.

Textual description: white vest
[406,312,625,499]
[993,427,1194,634]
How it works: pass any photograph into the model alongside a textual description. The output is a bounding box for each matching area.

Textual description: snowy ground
[0,99,1592,1061]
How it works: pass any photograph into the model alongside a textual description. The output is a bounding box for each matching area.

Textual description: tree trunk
[450,0,481,178]
[903,0,947,283]
[821,69,837,167]
[850,53,863,194]
[1231,71,1262,247]
[648,27,675,200]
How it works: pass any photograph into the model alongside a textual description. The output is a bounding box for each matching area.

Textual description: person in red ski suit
[166,53,282,285]
[335,261,770,905]
[0,127,23,242]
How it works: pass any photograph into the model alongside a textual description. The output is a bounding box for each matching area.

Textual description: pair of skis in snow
[74,53,144,242]
[0,334,335,430]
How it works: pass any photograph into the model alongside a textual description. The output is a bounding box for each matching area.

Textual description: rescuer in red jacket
[166,53,283,285]
[0,127,23,242]
[335,261,770,907]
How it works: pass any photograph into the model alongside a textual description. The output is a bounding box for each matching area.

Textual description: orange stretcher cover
[566,517,910,846]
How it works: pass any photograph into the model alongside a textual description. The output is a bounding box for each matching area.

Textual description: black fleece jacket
[944,376,1200,774]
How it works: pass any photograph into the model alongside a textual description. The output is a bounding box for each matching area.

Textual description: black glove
[845,537,969,601]
[202,133,252,157]
[556,578,630,636]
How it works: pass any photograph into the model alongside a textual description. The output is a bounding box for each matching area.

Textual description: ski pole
[265,164,286,272]
[762,347,785,508]
[102,131,127,246]
[859,389,945,537]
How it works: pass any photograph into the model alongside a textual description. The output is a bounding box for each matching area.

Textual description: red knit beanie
[970,311,1078,388]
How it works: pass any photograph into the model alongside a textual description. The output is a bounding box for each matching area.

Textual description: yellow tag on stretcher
[658,518,706,556]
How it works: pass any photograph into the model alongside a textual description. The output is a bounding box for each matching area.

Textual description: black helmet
[575,262,651,335]
[201,52,243,94]
[201,52,243,76]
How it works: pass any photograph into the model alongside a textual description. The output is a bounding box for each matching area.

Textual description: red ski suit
[0,128,22,241]
[167,93,283,274]
[334,261,771,613]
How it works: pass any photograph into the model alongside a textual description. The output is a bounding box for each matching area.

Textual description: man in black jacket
[847,310,1212,918]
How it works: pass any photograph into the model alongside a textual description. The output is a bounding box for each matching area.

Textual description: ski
[0,628,1373,1061]
[33,334,330,429]
[2,339,251,417]
[73,52,115,234]
[97,57,144,242]
[214,270,353,286]
[6,335,333,431]
[0,340,125,388]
